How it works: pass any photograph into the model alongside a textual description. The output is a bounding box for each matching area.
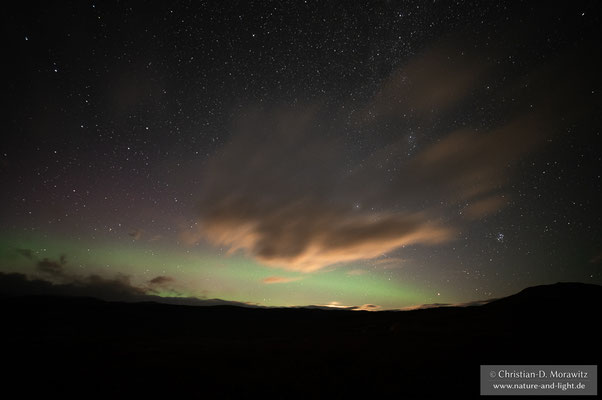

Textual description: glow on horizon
[1,231,446,309]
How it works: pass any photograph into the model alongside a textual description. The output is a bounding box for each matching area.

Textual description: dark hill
[483,281,602,310]
[1,282,600,398]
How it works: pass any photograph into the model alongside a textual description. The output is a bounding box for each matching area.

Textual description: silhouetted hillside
[484,282,602,310]
[1,282,600,398]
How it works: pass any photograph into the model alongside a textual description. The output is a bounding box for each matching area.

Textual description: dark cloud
[1,253,260,307]
[15,248,34,260]
[15,255,146,301]
[148,276,174,285]
[0,272,258,308]
[0,271,145,301]
[146,276,182,297]
[36,255,67,277]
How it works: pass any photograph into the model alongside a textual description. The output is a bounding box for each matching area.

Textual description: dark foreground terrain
[2,282,600,398]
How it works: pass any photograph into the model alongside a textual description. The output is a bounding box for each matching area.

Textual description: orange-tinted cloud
[372,257,406,269]
[187,108,455,272]
[186,103,546,272]
[187,38,555,273]
[186,108,545,272]
[462,196,508,220]
[129,229,143,240]
[352,304,381,311]
[401,299,495,310]
[262,276,302,284]
[198,200,453,272]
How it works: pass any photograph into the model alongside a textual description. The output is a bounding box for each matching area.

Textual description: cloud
[462,196,508,220]
[146,275,184,296]
[15,248,34,260]
[184,39,560,273]
[0,270,146,301]
[262,276,302,284]
[405,116,544,202]
[300,302,382,311]
[37,255,67,277]
[197,200,453,272]
[188,106,539,272]
[148,276,174,286]
[454,299,497,307]
[186,106,542,272]
[0,272,259,308]
[346,269,369,276]
[351,116,545,213]
[400,303,452,311]
[352,304,381,311]
[129,229,143,240]
[17,254,147,300]
[1,252,263,307]
[366,42,489,118]
[401,299,496,310]
[185,108,454,272]
[77,273,148,299]
[309,301,355,310]
[372,257,406,269]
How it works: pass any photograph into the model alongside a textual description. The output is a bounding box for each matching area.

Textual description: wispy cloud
[346,269,369,276]
[183,106,455,272]
[401,299,496,310]
[306,302,382,311]
[372,257,406,269]
[366,42,490,119]
[262,276,302,284]
[461,196,509,220]
[352,304,381,311]
[182,39,567,273]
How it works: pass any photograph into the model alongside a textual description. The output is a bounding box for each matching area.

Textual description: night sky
[2,1,601,310]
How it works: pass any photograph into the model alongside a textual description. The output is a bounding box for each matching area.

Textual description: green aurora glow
[0,231,442,309]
